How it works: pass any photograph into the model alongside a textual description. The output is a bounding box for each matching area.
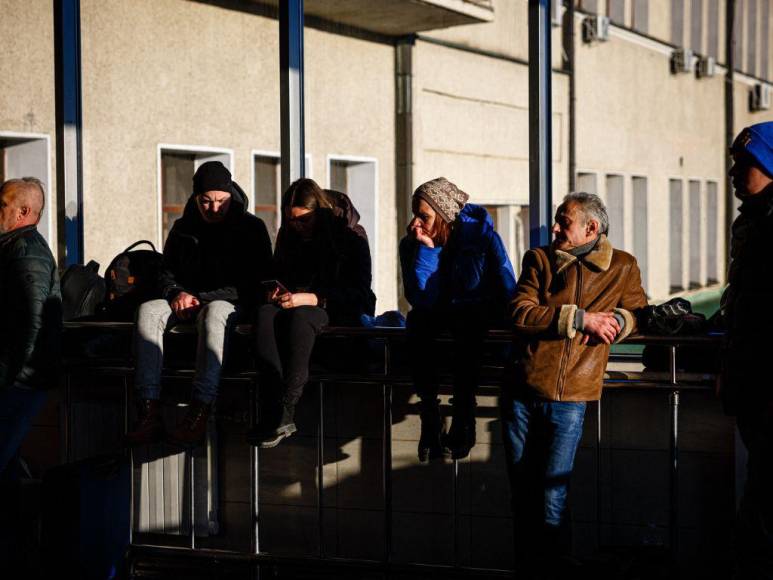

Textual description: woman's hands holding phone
[262,279,318,309]
[275,291,319,309]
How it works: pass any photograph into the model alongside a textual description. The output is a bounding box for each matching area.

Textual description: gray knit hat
[413,177,469,223]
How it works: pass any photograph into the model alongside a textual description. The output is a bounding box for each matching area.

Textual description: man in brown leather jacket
[501,192,647,576]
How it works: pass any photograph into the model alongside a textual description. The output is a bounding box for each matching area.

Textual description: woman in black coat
[248,178,376,448]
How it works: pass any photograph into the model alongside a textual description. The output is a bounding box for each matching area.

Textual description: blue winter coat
[399,204,517,312]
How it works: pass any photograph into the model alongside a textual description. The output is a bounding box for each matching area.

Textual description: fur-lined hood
[552,234,614,275]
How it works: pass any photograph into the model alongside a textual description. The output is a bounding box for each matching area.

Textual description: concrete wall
[412,39,568,209]
[574,16,727,300]
[423,0,564,69]
[304,26,397,310]
[413,0,569,273]
[79,0,397,309]
[4,1,773,573]
[79,0,281,266]
[0,0,57,255]
[735,74,773,132]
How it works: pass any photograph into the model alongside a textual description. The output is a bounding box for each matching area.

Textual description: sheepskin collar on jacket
[552,234,613,275]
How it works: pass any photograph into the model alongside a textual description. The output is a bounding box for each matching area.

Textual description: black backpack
[61,260,106,321]
[641,297,707,336]
[641,298,716,373]
[102,240,164,321]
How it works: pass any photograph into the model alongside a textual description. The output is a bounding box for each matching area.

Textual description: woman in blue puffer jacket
[399,177,517,462]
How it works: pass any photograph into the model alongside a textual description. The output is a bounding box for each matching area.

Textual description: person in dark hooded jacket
[248,178,376,448]
[721,122,773,576]
[126,161,272,447]
[400,177,517,461]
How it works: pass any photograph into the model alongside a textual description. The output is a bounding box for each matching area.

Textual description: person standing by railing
[503,192,647,577]
[719,122,773,578]
[248,178,376,448]
[0,178,61,473]
[400,177,517,462]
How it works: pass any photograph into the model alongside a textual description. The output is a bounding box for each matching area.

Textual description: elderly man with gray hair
[0,178,61,475]
[502,192,647,577]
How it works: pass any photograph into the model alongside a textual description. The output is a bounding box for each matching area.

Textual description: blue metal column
[724,0,736,258]
[54,0,84,267]
[528,0,554,248]
[279,0,306,196]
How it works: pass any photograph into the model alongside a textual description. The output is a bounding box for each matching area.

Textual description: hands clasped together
[581,311,621,345]
[171,291,200,320]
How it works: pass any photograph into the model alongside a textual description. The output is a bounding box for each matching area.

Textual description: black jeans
[736,403,773,578]
[254,304,329,406]
[406,304,491,412]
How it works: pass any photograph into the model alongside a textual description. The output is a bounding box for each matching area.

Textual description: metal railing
[61,322,723,575]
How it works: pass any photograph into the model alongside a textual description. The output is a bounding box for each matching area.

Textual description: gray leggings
[134,299,237,404]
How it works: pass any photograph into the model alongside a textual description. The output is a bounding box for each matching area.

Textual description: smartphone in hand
[261,279,289,300]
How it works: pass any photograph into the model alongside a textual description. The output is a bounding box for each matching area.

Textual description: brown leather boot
[125,399,163,446]
[167,399,211,447]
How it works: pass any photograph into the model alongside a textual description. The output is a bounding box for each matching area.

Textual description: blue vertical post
[529,0,554,248]
[279,0,306,197]
[54,0,84,267]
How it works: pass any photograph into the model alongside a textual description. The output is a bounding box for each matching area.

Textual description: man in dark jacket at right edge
[126,161,272,447]
[721,121,773,578]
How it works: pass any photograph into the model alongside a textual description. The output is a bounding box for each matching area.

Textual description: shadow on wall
[252,383,737,575]
[60,339,736,575]
[256,383,515,568]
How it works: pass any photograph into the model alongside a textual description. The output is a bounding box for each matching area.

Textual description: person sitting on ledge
[248,178,376,449]
[125,161,272,447]
[400,177,517,462]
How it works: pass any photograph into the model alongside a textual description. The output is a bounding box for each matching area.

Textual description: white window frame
[687,177,705,289]
[0,131,53,251]
[474,200,523,271]
[326,154,379,290]
[156,144,234,248]
[668,176,687,294]
[604,173,627,251]
[251,149,313,230]
[706,180,721,285]
[631,175,649,294]
[576,171,599,196]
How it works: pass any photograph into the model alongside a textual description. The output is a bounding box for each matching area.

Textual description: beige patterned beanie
[413,177,469,223]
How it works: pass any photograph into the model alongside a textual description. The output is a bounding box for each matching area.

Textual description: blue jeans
[134,299,238,404]
[500,390,586,566]
[0,384,48,477]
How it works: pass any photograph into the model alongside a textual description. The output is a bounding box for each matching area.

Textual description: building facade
[3,1,772,307]
[2,0,773,570]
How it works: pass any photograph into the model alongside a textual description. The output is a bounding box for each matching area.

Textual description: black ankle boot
[248,401,297,448]
[418,399,445,462]
[442,398,476,459]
